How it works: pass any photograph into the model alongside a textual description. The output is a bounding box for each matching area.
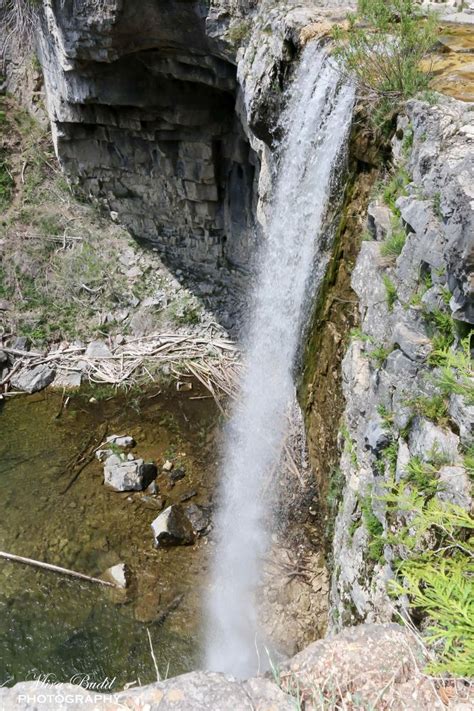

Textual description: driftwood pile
[1,332,240,409]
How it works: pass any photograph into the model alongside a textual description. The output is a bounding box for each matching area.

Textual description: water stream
[205,43,355,678]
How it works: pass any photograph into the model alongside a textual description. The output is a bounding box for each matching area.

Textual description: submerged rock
[151,505,195,547]
[11,364,56,393]
[104,455,157,492]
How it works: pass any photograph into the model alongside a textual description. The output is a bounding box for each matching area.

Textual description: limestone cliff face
[37,0,257,279]
[26,0,348,283]
[331,97,474,627]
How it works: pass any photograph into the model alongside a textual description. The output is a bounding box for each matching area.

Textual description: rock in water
[104,455,157,492]
[106,434,136,448]
[184,503,211,535]
[151,505,195,547]
[11,365,56,393]
[103,563,130,589]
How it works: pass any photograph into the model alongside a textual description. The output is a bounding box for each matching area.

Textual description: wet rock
[104,455,157,492]
[151,505,195,547]
[184,504,211,535]
[10,364,56,393]
[103,563,130,589]
[106,434,135,448]
[85,340,112,358]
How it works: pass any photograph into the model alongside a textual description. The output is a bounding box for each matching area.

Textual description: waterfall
[205,42,355,678]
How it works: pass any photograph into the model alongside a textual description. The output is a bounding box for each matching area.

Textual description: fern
[391,558,474,677]
[381,478,474,676]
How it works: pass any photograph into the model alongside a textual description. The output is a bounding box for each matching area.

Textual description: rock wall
[36,0,259,280]
[330,96,473,626]
[6,0,351,287]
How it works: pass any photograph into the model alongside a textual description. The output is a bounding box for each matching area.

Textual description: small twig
[146,628,160,682]
[0,550,116,588]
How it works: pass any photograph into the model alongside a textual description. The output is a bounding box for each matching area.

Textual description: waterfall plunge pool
[0,384,219,689]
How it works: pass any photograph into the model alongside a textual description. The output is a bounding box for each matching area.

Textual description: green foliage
[431,336,474,405]
[382,479,474,676]
[340,423,358,466]
[377,403,394,426]
[426,308,456,359]
[360,494,384,561]
[369,343,391,367]
[380,217,406,260]
[382,167,411,213]
[464,444,474,482]
[228,20,251,45]
[409,394,449,427]
[432,191,442,219]
[382,274,397,311]
[0,152,13,211]
[349,327,374,344]
[404,456,440,496]
[332,0,437,134]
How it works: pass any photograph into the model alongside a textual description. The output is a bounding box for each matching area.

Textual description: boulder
[11,364,56,393]
[367,202,392,242]
[104,455,157,492]
[85,340,112,358]
[151,505,195,547]
[184,504,211,535]
[409,418,459,465]
[392,323,432,362]
[437,466,472,510]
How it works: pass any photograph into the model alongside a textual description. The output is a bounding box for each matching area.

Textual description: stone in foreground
[151,505,195,547]
[2,624,467,710]
[104,455,157,492]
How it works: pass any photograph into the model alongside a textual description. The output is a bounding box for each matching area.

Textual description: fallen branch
[0,550,116,588]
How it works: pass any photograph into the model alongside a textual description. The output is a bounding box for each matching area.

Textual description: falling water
[205,43,355,678]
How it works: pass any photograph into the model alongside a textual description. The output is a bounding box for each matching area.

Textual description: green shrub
[382,167,411,213]
[409,394,449,427]
[228,20,251,45]
[332,0,437,134]
[380,219,406,259]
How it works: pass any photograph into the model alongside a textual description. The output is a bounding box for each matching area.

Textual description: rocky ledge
[2,623,472,710]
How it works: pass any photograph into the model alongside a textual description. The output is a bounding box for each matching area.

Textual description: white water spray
[205,43,355,678]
